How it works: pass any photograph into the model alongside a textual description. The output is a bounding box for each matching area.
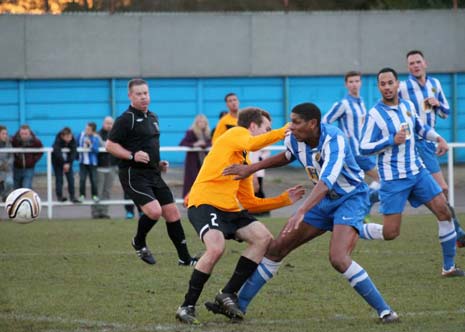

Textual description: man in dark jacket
[52,127,78,203]
[11,124,43,189]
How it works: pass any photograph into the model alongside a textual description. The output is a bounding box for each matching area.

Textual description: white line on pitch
[1,309,465,331]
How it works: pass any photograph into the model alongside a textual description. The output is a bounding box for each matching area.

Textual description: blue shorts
[379,167,442,214]
[303,185,369,235]
[355,154,377,172]
[416,139,440,174]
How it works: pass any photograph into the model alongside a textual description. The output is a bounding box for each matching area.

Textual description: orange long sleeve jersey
[211,113,238,144]
[188,125,289,212]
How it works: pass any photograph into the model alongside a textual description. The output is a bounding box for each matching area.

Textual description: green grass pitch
[1,214,464,332]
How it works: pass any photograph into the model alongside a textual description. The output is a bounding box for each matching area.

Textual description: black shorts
[188,204,257,241]
[119,167,174,207]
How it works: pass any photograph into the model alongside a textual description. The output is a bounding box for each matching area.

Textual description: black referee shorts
[119,167,175,207]
[188,204,257,242]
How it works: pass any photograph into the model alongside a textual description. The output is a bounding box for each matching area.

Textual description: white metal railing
[447,143,465,206]
[0,144,463,218]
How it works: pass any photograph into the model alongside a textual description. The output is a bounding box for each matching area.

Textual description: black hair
[224,92,237,102]
[291,103,321,125]
[406,50,424,59]
[377,67,398,81]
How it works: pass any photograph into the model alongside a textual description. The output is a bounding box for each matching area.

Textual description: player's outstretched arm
[286,185,306,203]
[223,151,289,180]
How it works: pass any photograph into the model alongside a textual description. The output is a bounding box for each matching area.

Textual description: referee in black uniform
[106,78,197,266]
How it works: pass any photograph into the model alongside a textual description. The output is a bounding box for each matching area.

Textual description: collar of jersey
[408,73,430,87]
[129,105,150,117]
[345,94,362,104]
[378,100,401,112]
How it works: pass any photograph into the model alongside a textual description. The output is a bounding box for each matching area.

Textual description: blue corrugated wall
[1,74,464,172]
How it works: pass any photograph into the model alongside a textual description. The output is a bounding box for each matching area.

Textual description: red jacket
[11,130,43,169]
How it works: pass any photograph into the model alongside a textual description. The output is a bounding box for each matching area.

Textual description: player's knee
[442,187,449,199]
[204,245,224,264]
[267,241,288,261]
[256,231,273,249]
[383,228,400,240]
[144,209,161,220]
[329,253,350,273]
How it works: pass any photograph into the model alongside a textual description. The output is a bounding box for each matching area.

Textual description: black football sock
[222,256,258,294]
[182,269,210,307]
[134,214,158,248]
[166,220,192,262]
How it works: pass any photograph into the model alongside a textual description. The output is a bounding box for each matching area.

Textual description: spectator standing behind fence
[52,127,79,203]
[211,93,240,144]
[0,125,14,201]
[77,122,100,203]
[11,124,43,189]
[179,114,211,199]
[91,116,118,219]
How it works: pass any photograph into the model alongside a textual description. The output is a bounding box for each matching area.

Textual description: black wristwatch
[128,152,134,161]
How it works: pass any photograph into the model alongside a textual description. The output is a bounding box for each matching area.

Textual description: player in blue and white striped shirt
[221,102,398,323]
[322,71,381,216]
[360,67,463,277]
[323,71,379,184]
[398,50,465,247]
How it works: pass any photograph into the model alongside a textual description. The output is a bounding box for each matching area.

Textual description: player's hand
[159,160,169,172]
[436,137,449,156]
[222,164,253,180]
[284,210,304,234]
[134,151,150,164]
[63,163,70,173]
[286,185,305,203]
[394,130,407,145]
[284,122,291,136]
[425,97,440,107]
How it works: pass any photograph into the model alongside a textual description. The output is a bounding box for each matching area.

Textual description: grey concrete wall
[0,10,464,79]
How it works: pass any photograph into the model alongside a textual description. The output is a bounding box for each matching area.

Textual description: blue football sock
[452,218,465,238]
[237,257,281,313]
[438,220,457,271]
[343,261,391,317]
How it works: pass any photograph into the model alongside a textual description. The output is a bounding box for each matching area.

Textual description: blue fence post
[18,80,26,125]
[283,76,290,121]
[196,78,203,115]
[110,78,117,119]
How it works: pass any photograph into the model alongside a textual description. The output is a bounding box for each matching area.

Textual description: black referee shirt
[109,105,161,170]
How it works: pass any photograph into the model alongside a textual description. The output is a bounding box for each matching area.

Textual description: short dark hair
[0,125,6,132]
[237,107,270,128]
[291,103,321,125]
[60,127,72,136]
[377,67,398,81]
[344,71,361,82]
[87,122,97,132]
[128,78,148,91]
[406,50,424,59]
[224,93,237,102]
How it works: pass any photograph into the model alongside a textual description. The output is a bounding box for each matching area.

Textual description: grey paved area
[2,165,464,220]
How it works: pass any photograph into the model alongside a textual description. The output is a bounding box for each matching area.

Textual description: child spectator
[77,122,100,202]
